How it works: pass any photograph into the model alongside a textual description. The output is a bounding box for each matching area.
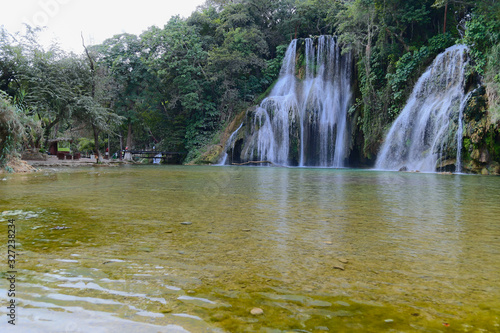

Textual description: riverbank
[0,158,37,174]
[0,156,129,174]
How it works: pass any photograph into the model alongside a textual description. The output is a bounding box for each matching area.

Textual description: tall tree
[95,33,155,151]
[24,50,78,147]
[80,36,123,162]
[142,17,214,156]
[337,0,379,100]
[0,92,24,166]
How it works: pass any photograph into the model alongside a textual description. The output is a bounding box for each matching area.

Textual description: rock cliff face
[461,87,500,175]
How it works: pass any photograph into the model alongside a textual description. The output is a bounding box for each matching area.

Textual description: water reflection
[0,166,499,331]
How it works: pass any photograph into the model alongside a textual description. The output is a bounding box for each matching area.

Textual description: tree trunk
[82,34,101,163]
[385,27,410,52]
[124,121,133,160]
[443,2,448,34]
[365,19,375,97]
[43,117,59,148]
[119,132,123,160]
[92,124,102,163]
[126,121,133,148]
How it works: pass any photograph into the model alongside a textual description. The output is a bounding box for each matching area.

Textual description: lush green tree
[1,0,498,166]
[336,0,382,155]
[462,13,500,76]
[0,27,45,151]
[293,0,340,38]
[142,17,216,157]
[187,5,221,49]
[94,33,157,151]
[209,27,269,114]
[23,51,80,146]
[0,92,24,167]
[81,38,123,162]
[245,0,296,49]
[461,2,500,124]
[0,29,22,96]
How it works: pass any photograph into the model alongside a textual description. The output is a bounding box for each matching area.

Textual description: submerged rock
[250,307,264,316]
[159,306,173,313]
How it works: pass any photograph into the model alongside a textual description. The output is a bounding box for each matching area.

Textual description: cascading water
[227,36,352,167]
[217,122,243,166]
[375,45,469,172]
[153,153,162,164]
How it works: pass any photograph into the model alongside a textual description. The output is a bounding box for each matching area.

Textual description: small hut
[48,138,80,160]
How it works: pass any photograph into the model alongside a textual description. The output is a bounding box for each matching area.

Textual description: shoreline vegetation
[2,155,497,176]
[1,0,499,174]
[0,156,129,174]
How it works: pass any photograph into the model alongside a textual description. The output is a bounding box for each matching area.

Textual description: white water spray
[217,122,244,166]
[238,36,352,167]
[376,45,469,172]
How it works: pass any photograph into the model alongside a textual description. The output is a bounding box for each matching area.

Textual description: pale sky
[0,0,207,53]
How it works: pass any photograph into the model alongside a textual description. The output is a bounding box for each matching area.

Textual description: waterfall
[217,122,243,166]
[375,45,469,172]
[153,153,162,164]
[238,36,352,167]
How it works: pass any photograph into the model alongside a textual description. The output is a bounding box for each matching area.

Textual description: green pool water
[0,165,499,332]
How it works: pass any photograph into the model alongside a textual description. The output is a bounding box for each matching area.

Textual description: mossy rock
[470,148,481,161]
[192,145,224,165]
[464,88,487,122]
[466,117,489,144]
[487,161,500,175]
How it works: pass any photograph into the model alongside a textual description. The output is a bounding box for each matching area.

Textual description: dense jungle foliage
[1,0,499,167]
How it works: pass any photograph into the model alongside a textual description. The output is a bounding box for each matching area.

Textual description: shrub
[0,93,23,166]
